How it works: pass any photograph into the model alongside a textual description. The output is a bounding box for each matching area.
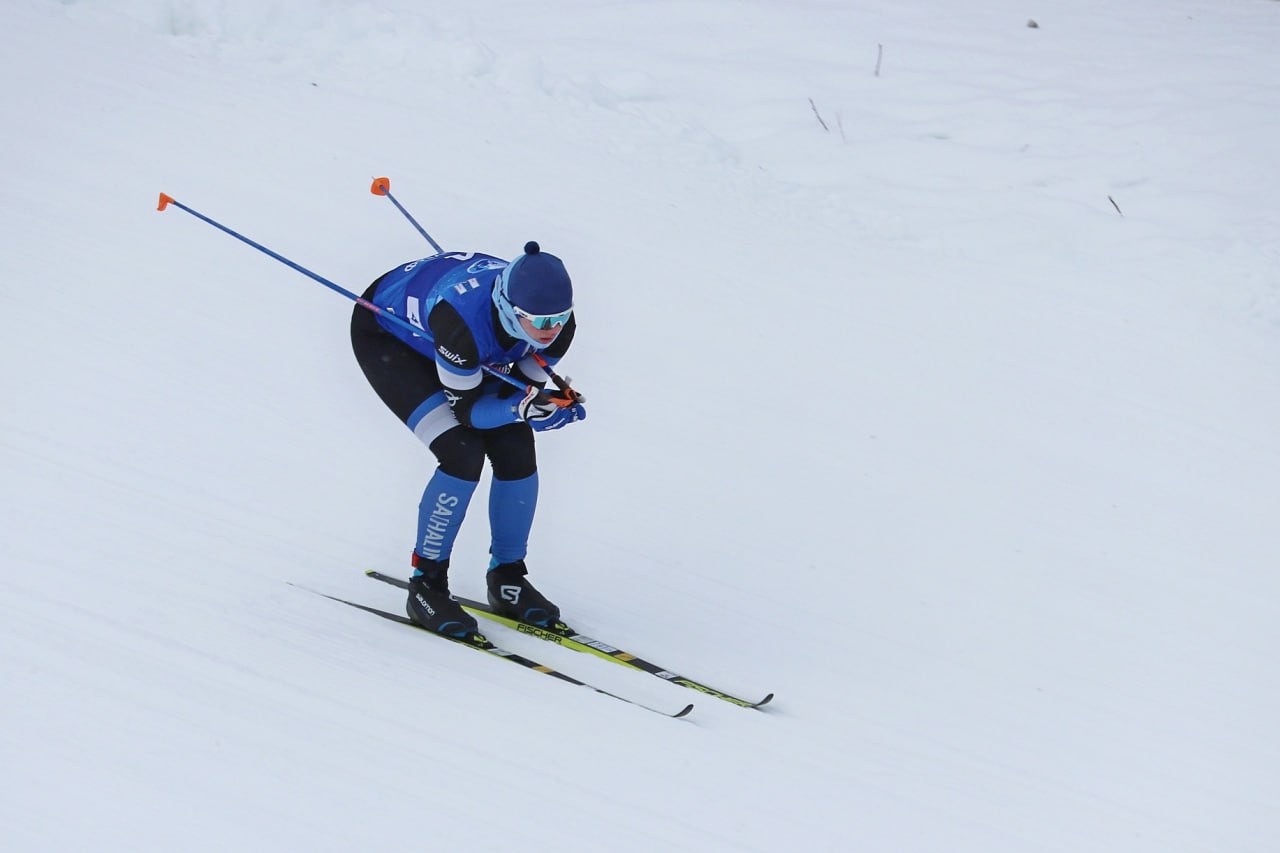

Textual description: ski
[366,570,773,709]
[296,585,693,719]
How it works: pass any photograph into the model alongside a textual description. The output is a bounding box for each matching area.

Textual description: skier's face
[519,314,565,346]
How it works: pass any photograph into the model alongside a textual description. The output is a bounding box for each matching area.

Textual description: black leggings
[351,280,536,482]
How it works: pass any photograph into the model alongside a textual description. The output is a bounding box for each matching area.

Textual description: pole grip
[531,351,584,404]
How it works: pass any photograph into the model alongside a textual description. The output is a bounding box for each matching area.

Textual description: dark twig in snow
[809,98,829,132]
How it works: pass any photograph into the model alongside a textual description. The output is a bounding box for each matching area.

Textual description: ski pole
[370,177,442,254]
[530,351,584,405]
[155,192,550,402]
[368,178,584,406]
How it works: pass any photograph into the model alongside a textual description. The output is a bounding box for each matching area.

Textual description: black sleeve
[428,301,480,371]
[427,301,484,425]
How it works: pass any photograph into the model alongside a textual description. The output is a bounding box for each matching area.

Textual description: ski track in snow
[3,1,1279,850]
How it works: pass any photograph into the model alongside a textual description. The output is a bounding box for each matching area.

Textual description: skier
[351,242,585,637]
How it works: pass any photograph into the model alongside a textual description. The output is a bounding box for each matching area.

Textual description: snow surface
[3,0,1280,850]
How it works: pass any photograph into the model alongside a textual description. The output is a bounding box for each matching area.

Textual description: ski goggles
[512,305,573,330]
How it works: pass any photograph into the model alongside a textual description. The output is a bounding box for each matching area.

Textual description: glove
[530,402,586,431]
[533,401,585,431]
[517,387,587,432]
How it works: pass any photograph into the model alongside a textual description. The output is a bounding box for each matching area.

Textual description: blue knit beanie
[494,242,573,346]
[500,242,573,313]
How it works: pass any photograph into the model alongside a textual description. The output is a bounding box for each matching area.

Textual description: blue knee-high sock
[415,470,478,565]
[488,472,538,565]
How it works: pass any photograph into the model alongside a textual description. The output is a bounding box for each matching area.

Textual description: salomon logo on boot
[500,585,522,605]
[405,564,478,638]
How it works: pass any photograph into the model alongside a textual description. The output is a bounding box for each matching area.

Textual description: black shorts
[350,280,536,482]
[350,279,440,424]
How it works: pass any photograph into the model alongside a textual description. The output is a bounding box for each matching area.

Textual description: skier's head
[494,241,573,348]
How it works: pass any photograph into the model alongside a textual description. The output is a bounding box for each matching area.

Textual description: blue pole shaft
[384,190,443,254]
[158,194,535,397]
[165,197,365,303]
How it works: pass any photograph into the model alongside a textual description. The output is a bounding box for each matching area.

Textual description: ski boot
[406,557,478,638]
[487,559,561,627]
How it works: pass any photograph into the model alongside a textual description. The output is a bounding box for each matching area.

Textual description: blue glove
[531,401,586,431]
[518,388,586,431]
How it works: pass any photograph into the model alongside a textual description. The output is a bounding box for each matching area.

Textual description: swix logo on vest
[419,492,460,559]
[437,345,466,365]
[500,585,522,605]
